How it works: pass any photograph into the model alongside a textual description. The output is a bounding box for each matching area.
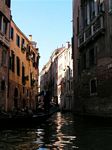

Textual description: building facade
[50,51,58,101]
[0,0,11,111]
[57,43,73,111]
[40,60,51,93]
[8,20,39,111]
[40,43,73,111]
[72,0,112,115]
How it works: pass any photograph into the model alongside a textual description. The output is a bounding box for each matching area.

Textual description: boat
[0,106,59,128]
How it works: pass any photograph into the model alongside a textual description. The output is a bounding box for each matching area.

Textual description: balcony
[92,15,104,34]
[0,31,10,47]
[78,33,84,46]
[26,52,30,61]
[78,14,104,48]
[21,45,27,53]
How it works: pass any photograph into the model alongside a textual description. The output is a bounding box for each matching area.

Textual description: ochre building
[8,19,39,111]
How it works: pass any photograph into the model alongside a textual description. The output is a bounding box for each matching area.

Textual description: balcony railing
[78,14,104,48]
[85,26,91,41]
[0,31,10,47]
[78,33,84,46]
[26,52,30,61]
[93,15,104,34]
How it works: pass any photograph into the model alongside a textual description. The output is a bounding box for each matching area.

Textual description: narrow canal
[0,112,112,150]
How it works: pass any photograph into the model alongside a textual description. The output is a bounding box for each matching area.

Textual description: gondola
[0,106,59,128]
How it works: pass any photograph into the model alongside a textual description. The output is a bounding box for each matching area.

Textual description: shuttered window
[16,34,20,47]
[16,56,20,76]
[10,27,14,40]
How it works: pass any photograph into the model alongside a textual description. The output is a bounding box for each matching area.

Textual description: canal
[0,112,112,149]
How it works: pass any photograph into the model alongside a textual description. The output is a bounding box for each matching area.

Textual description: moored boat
[0,106,59,128]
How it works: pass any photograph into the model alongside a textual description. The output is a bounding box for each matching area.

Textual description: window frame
[10,27,14,40]
[90,78,97,96]
[109,0,112,13]
[16,34,20,48]
[5,0,11,8]
[11,51,15,72]
[2,49,7,66]
[16,56,20,76]
[3,18,7,35]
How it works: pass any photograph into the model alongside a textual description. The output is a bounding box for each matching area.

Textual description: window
[22,63,25,85]
[1,80,5,91]
[16,34,20,47]
[10,27,14,40]
[90,78,97,95]
[33,62,35,68]
[90,46,97,66]
[16,56,20,76]
[31,74,35,87]
[21,38,26,52]
[87,2,90,24]
[36,56,39,68]
[109,0,112,12]
[9,51,15,72]
[9,55,11,69]
[12,52,15,72]
[5,0,11,8]
[21,38,25,48]
[84,3,87,27]
[2,50,7,65]
[90,0,95,20]
[3,19,7,35]
[31,52,35,63]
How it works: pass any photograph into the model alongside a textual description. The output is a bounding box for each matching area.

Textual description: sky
[11,0,72,71]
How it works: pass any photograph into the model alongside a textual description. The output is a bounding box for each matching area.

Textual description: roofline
[11,19,32,44]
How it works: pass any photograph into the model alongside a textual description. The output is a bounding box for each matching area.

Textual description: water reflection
[0,112,112,149]
[50,112,77,149]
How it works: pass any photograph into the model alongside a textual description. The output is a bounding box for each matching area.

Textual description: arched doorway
[14,87,18,108]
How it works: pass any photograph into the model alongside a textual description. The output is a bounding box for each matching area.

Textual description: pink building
[0,0,11,111]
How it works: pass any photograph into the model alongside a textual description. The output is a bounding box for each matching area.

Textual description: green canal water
[0,112,112,150]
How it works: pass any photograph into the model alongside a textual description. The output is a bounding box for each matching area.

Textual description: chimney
[66,41,71,48]
[29,35,32,41]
